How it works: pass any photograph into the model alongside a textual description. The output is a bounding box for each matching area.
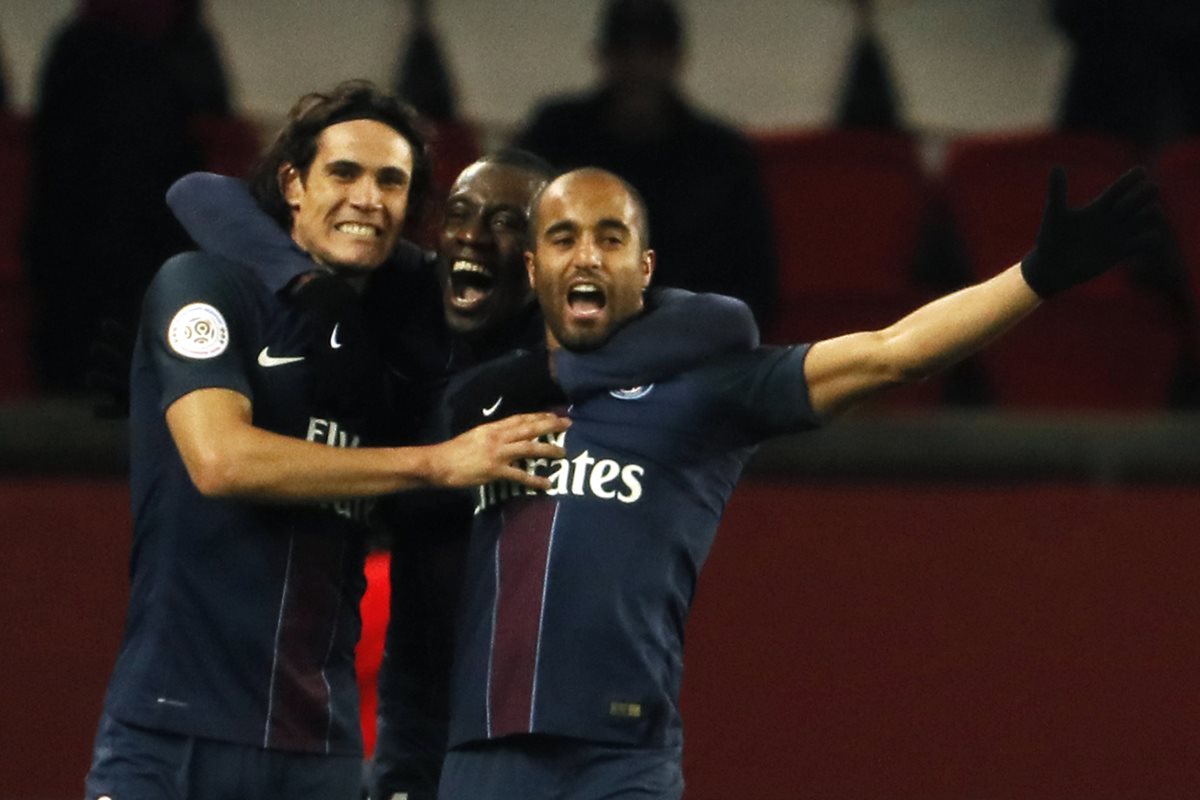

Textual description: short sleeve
[699,344,821,440]
[141,252,255,411]
[166,172,312,295]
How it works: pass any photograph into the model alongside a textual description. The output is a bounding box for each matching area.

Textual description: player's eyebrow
[325,159,362,175]
[596,218,632,236]
[376,165,410,185]
[543,219,580,238]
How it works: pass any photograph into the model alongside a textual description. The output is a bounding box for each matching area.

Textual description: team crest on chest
[609,384,654,400]
[167,302,229,359]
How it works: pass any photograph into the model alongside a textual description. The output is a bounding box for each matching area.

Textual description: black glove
[1020,166,1164,298]
[84,318,133,419]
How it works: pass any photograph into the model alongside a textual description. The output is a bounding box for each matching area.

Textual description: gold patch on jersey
[609,701,643,718]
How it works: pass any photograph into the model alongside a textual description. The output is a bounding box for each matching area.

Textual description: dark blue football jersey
[443,295,820,749]
[102,252,390,755]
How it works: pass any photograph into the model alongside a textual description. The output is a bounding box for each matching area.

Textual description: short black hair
[597,0,684,54]
[528,167,652,252]
[475,148,557,181]
[248,80,431,230]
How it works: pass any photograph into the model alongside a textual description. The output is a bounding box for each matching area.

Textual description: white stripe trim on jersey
[320,538,348,754]
[263,533,296,748]
[484,512,503,739]
[528,500,561,729]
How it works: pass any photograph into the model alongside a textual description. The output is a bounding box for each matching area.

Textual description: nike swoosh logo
[258,347,305,367]
[330,324,342,349]
[482,397,503,416]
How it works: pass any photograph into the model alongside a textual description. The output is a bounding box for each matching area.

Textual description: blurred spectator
[24,0,229,393]
[513,0,778,328]
[394,0,480,249]
[836,0,903,130]
[394,0,457,124]
[1055,0,1200,151]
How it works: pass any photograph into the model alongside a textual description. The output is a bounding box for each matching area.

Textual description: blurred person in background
[512,0,779,329]
[1055,0,1200,151]
[393,0,480,249]
[23,0,230,394]
[836,0,903,130]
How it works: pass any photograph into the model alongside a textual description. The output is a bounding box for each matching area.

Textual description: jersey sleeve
[700,344,821,441]
[166,172,312,294]
[141,252,255,411]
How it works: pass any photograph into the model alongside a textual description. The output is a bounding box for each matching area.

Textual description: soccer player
[165,149,555,800]
[83,83,568,800]
[434,165,1162,799]
[163,149,739,800]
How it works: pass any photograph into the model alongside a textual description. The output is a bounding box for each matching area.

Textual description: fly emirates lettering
[475,431,644,512]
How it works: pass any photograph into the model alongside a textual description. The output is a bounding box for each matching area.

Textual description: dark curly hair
[248,80,431,231]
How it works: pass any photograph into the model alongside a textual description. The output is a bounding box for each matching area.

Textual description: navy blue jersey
[443,296,820,749]
[103,252,389,755]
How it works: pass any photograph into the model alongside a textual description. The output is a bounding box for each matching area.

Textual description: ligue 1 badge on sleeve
[168,302,230,359]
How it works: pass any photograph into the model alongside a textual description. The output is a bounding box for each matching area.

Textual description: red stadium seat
[942,131,1184,409]
[190,114,263,179]
[752,129,941,408]
[942,131,1138,296]
[356,550,390,756]
[975,293,1184,409]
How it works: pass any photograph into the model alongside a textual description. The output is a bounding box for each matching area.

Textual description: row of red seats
[753,129,1200,411]
[1,119,1196,410]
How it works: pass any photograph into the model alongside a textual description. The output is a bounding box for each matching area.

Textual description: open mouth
[448,260,495,311]
[566,282,607,319]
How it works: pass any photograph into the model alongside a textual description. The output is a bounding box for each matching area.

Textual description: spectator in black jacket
[512,0,778,329]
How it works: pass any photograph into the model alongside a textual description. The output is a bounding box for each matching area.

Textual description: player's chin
[556,322,613,353]
[326,250,388,274]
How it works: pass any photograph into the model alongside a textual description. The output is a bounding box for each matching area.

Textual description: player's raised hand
[429,412,570,489]
[1020,166,1164,298]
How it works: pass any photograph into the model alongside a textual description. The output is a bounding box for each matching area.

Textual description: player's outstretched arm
[803,167,1163,418]
[166,388,569,499]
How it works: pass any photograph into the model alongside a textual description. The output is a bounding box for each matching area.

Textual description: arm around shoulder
[165,388,572,500]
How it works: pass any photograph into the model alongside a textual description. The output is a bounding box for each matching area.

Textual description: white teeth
[572,283,600,294]
[452,260,491,276]
[336,222,378,237]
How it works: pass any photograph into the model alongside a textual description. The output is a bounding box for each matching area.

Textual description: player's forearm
[805,264,1041,417]
[180,423,447,500]
[167,388,568,500]
[878,263,1041,381]
[166,388,448,500]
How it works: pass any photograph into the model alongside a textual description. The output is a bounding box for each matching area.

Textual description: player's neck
[544,326,561,381]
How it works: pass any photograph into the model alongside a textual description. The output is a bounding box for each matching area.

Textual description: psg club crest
[609,384,654,400]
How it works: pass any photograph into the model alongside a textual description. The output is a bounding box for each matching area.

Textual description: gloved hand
[1020,166,1164,299]
[84,318,133,419]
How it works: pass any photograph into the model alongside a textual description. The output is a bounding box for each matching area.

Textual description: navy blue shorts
[438,735,683,800]
[84,712,362,800]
